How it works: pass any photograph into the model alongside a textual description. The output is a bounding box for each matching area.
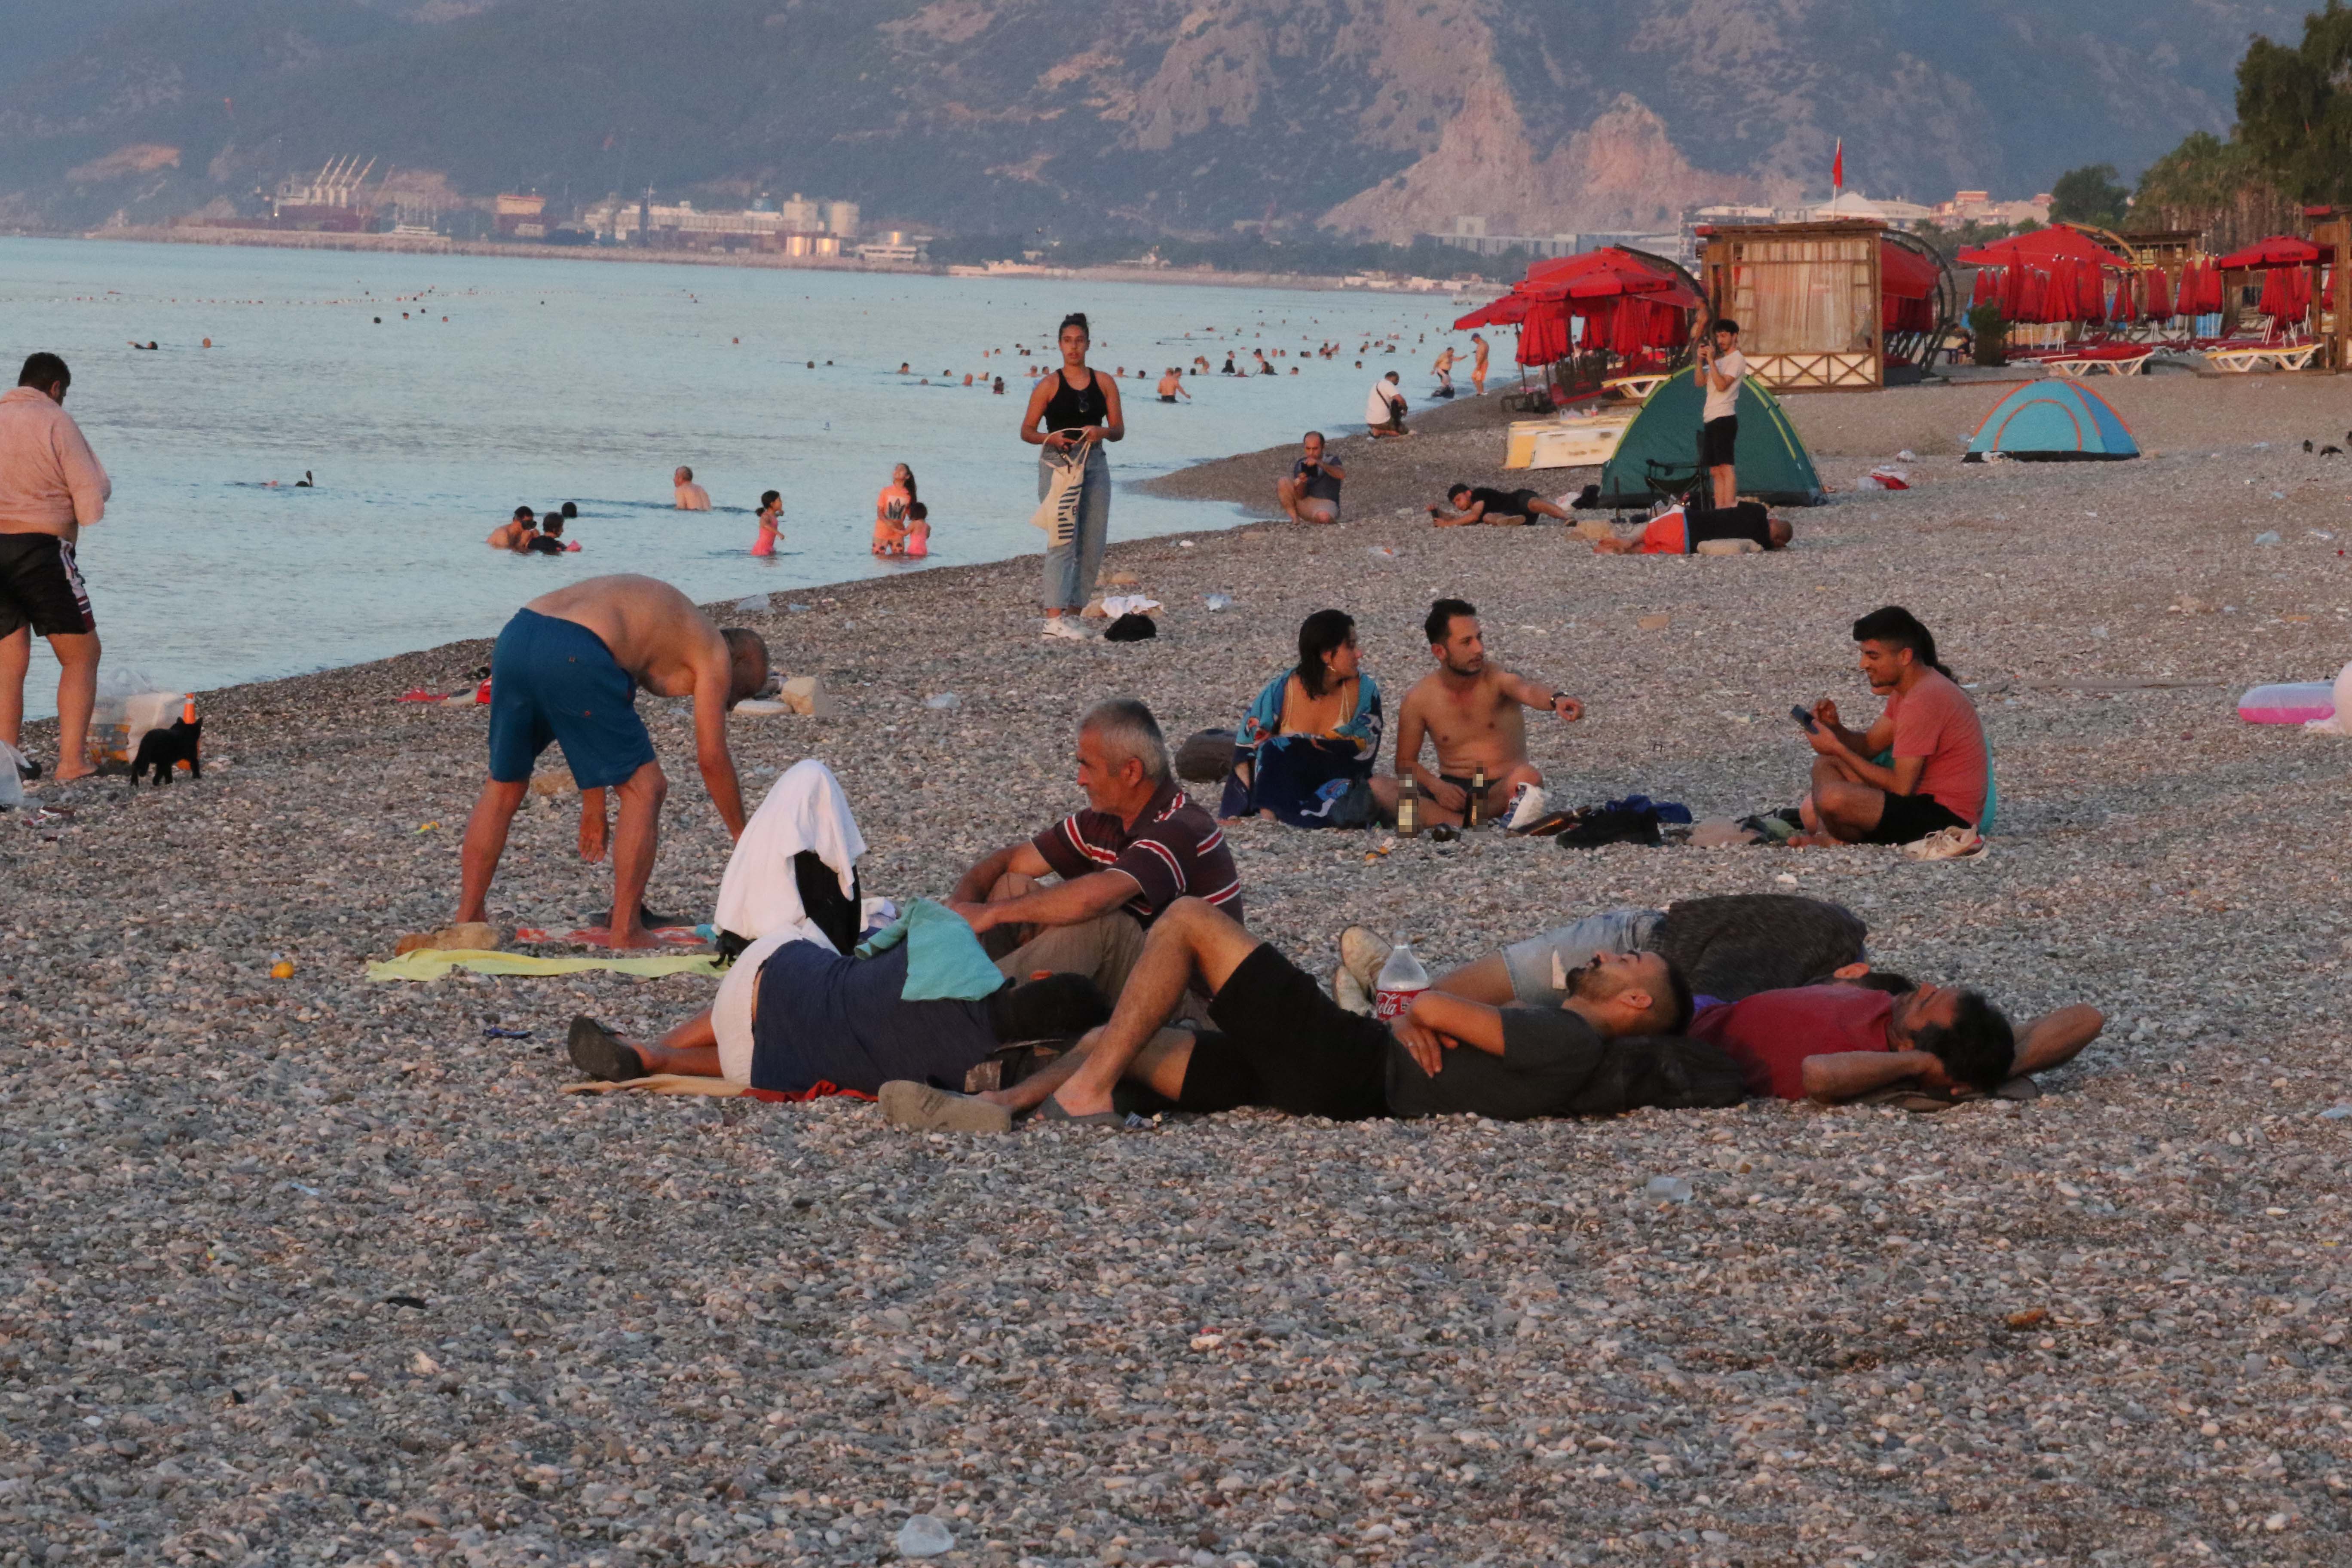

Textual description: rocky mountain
[0,0,2307,239]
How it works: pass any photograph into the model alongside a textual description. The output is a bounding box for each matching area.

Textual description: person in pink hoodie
[0,353,111,782]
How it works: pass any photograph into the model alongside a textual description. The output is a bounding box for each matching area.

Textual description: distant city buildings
[571,193,902,256]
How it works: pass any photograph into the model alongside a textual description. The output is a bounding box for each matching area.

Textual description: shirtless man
[487,505,536,550]
[1155,368,1190,404]
[1470,331,1490,395]
[672,466,711,511]
[1431,346,1457,396]
[1372,598,1583,829]
[454,575,768,949]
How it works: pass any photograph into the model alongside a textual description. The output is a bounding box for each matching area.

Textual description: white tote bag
[1028,446,1088,551]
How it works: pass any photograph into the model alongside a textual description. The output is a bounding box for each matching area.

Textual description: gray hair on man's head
[1080,697,1170,782]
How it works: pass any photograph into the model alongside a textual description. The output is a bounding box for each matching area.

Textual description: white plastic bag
[0,741,22,810]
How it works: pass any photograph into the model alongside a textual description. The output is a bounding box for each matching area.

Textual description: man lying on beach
[880,896,1734,1130]
[564,925,1109,1098]
[1687,977,2101,1105]
[1353,893,1868,1017]
[1793,606,1988,847]
[673,466,711,511]
[1428,485,1572,527]
[454,574,767,949]
[487,506,536,550]
[1374,599,1583,829]
[1274,431,1344,524]
[1592,501,1792,554]
[946,698,1240,1002]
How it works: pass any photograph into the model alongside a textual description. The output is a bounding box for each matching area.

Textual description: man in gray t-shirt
[1274,430,1345,523]
[1340,893,1866,1013]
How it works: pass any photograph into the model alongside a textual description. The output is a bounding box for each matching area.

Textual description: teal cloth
[854,898,1007,1001]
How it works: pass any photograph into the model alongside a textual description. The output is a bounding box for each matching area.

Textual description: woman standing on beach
[1020,312,1123,638]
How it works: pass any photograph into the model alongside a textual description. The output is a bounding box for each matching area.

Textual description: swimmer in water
[992,376,1005,395]
[673,466,711,511]
[751,490,782,557]
[904,501,931,558]
[1156,368,1189,404]
[561,501,578,522]
[529,515,571,555]
[897,362,912,375]
[489,505,536,550]
[295,471,314,487]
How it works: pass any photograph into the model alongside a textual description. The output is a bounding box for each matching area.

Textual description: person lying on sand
[454,574,767,949]
[564,922,1109,1098]
[673,466,711,511]
[1593,500,1792,554]
[1685,977,2101,1106]
[1791,606,1988,848]
[1374,599,1582,830]
[879,896,1730,1131]
[946,698,1241,1004]
[1360,893,1869,1017]
[1428,485,1571,527]
[487,505,536,550]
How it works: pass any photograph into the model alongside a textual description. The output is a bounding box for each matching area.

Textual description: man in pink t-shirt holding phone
[1794,605,1987,845]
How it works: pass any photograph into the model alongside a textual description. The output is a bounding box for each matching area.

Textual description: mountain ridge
[0,0,2305,239]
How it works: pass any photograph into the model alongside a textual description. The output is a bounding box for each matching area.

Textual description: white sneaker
[1332,965,1375,1017]
[1901,826,1988,861]
[1337,925,1388,995]
[1041,616,1088,640]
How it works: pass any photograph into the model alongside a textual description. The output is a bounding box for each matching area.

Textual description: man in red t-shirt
[1795,605,1988,845]
[949,698,1240,1001]
[1689,978,2103,1102]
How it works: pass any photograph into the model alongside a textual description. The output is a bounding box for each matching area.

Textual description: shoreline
[25,225,1496,297]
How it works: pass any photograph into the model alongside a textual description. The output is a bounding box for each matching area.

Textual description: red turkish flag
[1831,139,1844,191]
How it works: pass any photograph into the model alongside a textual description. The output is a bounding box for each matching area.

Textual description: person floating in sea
[454,574,768,949]
[751,490,782,558]
[673,466,710,511]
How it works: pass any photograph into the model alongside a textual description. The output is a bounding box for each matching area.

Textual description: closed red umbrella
[2110,270,2136,323]
[2076,258,2105,322]
[2002,261,2024,319]
[1970,267,1994,308]
[2259,265,2287,319]
[2144,266,2171,321]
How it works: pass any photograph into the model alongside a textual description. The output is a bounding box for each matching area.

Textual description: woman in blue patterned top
[1219,609,1384,828]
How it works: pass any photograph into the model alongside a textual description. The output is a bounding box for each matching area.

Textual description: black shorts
[1700,416,1739,469]
[1862,791,1971,846]
[0,534,95,640]
[1172,944,1388,1121]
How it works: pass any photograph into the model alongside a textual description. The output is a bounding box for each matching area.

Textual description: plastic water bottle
[1374,942,1430,1022]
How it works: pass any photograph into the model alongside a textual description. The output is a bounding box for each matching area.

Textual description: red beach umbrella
[2144,266,2172,321]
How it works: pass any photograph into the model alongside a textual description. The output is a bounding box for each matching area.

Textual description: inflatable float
[2239,662,2352,727]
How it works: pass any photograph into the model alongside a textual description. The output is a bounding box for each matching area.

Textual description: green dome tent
[1593,373,1825,508]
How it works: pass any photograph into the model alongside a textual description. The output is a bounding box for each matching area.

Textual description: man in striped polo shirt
[949,697,1241,1003]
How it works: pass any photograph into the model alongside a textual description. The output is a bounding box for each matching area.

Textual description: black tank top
[1042,368,1109,434]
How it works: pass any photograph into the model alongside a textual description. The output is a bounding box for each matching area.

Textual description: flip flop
[1029,1096,1130,1129]
[879,1081,1012,1135]
[567,1015,647,1082]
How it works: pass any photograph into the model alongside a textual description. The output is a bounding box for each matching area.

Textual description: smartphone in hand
[1790,705,1819,734]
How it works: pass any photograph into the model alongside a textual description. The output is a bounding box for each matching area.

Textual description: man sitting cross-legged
[1795,605,1988,846]
[880,896,1743,1131]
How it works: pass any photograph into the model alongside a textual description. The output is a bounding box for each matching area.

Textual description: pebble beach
[7,367,2352,1568]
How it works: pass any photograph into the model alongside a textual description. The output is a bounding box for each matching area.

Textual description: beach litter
[734,592,770,614]
[1645,1175,1693,1204]
[2254,531,2283,546]
[1369,545,1400,560]
[1203,593,1235,611]
[923,692,962,710]
[896,1516,955,1559]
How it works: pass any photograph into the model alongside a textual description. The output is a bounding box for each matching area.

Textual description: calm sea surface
[1,238,1473,717]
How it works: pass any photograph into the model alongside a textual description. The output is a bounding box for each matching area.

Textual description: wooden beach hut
[1695,220,1959,391]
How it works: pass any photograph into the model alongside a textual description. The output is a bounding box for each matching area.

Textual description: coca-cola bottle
[1374,941,1431,1021]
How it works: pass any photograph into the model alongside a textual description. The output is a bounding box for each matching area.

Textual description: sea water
[0,237,1476,717]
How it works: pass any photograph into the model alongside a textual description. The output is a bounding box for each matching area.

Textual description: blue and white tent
[1964,380,2139,462]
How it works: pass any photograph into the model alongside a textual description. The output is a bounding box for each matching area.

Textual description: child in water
[904,501,930,558]
[752,490,782,557]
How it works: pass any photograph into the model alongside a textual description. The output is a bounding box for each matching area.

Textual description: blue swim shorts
[486,607,658,789]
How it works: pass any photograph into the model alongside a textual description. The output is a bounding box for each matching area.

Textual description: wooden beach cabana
[1695,220,1960,392]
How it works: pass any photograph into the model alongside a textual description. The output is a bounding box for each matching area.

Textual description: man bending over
[455,575,767,948]
[1375,598,1583,829]
[1795,605,1988,846]
[1428,484,1572,527]
[882,897,1733,1130]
